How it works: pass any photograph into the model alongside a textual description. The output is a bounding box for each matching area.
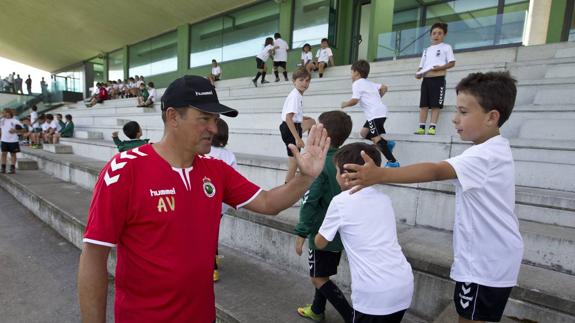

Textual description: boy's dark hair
[211,118,229,147]
[333,142,382,172]
[321,38,329,44]
[148,82,154,88]
[318,111,352,148]
[123,121,141,139]
[65,114,72,121]
[3,108,14,117]
[274,33,281,39]
[430,22,448,35]
[292,67,311,81]
[351,60,370,78]
[265,37,274,46]
[32,105,38,111]
[46,114,54,120]
[456,71,517,127]
[21,117,30,121]
[212,59,217,63]
[57,113,63,118]
[303,43,311,51]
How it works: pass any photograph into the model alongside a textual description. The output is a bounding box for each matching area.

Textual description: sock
[261,72,267,82]
[254,72,261,82]
[274,71,279,79]
[311,288,327,314]
[377,139,397,163]
[319,281,353,323]
[283,71,288,79]
[419,123,426,129]
[429,123,436,129]
[1,164,5,172]
[319,73,323,78]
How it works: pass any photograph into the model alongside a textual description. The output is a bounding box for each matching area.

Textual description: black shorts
[214,76,220,81]
[1,142,20,153]
[454,281,512,322]
[362,118,387,140]
[273,61,287,69]
[352,309,406,323]
[256,58,265,69]
[279,121,302,157]
[420,76,446,109]
[308,249,342,277]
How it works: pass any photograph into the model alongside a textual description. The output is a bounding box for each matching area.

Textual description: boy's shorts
[279,121,302,157]
[420,75,446,109]
[273,61,287,69]
[362,118,387,140]
[308,249,342,277]
[1,142,20,153]
[256,58,265,69]
[317,61,329,69]
[352,308,406,323]
[454,281,512,322]
[33,128,42,133]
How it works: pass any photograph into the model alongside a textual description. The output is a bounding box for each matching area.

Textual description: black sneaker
[261,80,270,84]
[284,77,289,81]
[8,165,15,174]
[252,79,258,87]
[1,166,5,174]
[275,78,280,82]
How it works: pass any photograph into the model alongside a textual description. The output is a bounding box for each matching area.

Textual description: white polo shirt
[418,42,455,74]
[319,186,414,315]
[257,44,275,62]
[281,88,303,123]
[316,47,333,63]
[211,66,221,76]
[0,117,22,143]
[273,38,289,62]
[301,51,313,65]
[445,135,524,287]
[351,78,388,121]
[148,88,157,102]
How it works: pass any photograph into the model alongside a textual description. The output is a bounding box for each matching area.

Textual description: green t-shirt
[60,121,74,137]
[140,88,149,101]
[113,137,150,152]
[294,148,344,251]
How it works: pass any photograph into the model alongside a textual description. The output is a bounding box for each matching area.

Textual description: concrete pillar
[278,0,293,45]
[546,0,569,43]
[368,0,394,61]
[122,46,129,79]
[523,0,553,45]
[177,24,190,73]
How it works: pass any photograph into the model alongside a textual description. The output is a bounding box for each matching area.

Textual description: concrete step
[17,158,38,170]
[42,144,73,154]
[0,170,427,323]
[74,130,103,139]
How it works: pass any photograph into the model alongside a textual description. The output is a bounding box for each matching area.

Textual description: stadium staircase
[1,41,575,322]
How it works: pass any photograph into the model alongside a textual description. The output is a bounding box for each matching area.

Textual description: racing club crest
[203,177,216,198]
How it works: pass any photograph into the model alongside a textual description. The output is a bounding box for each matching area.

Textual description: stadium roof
[0,0,255,72]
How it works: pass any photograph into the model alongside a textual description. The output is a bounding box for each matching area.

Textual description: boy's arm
[432,61,455,71]
[379,85,388,97]
[314,233,329,250]
[343,150,457,192]
[329,55,335,66]
[285,113,304,148]
[340,98,359,109]
[314,198,340,250]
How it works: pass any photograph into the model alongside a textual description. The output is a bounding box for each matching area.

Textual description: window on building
[108,49,124,81]
[292,0,338,49]
[129,31,177,77]
[189,1,280,68]
[568,0,575,41]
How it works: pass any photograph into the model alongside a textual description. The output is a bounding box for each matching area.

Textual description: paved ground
[0,187,114,322]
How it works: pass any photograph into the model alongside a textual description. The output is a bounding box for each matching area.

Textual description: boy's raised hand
[288,124,330,179]
[343,150,384,194]
[295,236,305,256]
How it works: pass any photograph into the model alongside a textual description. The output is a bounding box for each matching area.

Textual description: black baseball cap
[161,75,238,117]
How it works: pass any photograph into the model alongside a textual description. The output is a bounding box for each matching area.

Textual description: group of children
[85,78,156,108]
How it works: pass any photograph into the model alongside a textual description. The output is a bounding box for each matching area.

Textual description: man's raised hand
[288,124,330,179]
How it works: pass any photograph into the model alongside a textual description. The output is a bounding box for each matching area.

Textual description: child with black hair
[300,43,314,74]
[295,110,354,323]
[415,22,456,135]
[343,72,523,323]
[112,121,150,152]
[315,142,414,323]
[207,60,222,86]
[252,37,275,87]
[207,118,237,283]
[273,32,290,82]
[341,60,399,168]
[0,108,23,174]
[53,114,74,144]
[313,38,335,78]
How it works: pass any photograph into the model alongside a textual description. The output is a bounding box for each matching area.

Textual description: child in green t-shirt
[112,121,149,152]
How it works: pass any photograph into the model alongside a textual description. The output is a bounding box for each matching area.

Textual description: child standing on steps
[252,37,275,87]
[343,72,523,323]
[0,108,23,174]
[415,22,456,135]
[279,68,316,183]
[112,121,150,152]
[207,118,238,283]
[294,110,353,323]
[341,60,399,168]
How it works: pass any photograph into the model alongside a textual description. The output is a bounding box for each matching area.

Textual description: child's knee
[310,277,329,289]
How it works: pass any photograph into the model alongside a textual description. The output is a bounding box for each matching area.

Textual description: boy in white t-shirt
[315,142,414,323]
[279,68,316,183]
[252,37,275,87]
[300,43,315,74]
[313,38,335,78]
[415,22,456,135]
[273,33,290,82]
[207,59,222,86]
[343,72,523,323]
[341,60,399,168]
[1,108,23,174]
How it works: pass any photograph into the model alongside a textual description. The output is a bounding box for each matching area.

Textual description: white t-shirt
[208,147,238,214]
[301,52,313,65]
[273,38,289,62]
[281,88,303,123]
[30,111,38,125]
[49,119,60,131]
[148,88,157,102]
[319,186,414,315]
[211,66,221,76]
[418,42,455,75]
[0,117,22,143]
[257,44,275,62]
[351,78,388,121]
[445,135,523,287]
[316,47,333,63]
[41,122,50,132]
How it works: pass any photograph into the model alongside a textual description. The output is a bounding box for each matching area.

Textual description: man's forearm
[252,174,315,215]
